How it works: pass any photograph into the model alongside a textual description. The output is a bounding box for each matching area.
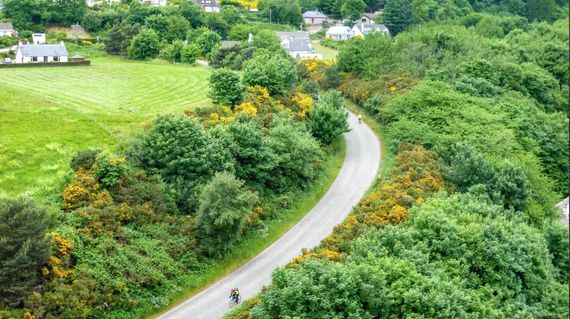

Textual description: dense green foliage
[243,50,298,96]
[0,199,51,306]
[128,28,160,60]
[197,172,259,256]
[209,68,245,107]
[306,90,350,145]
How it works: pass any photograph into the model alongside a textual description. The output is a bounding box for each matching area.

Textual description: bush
[307,90,349,145]
[70,149,101,172]
[128,28,160,60]
[208,68,245,107]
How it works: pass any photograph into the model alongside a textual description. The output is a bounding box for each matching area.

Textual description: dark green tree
[196,172,258,256]
[50,0,87,25]
[382,0,412,35]
[243,50,298,96]
[341,0,367,23]
[128,28,160,60]
[208,68,245,107]
[259,0,303,25]
[105,23,140,56]
[3,0,49,30]
[179,0,205,28]
[194,29,222,56]
[132,115,234,211]
[0,199,51,305]
[307,90,350,145]
[527,0,557,22]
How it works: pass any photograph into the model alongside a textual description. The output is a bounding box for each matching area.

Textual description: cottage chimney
[60,40,66,47]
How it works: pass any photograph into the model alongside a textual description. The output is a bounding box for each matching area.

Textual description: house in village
[302,10,328,26]
[325,26,354,41]
[0,22,16,37]
[352,23,390,37]
[360,12,380,24]
[277,31,322,60]
[195,0,221,12]
[87,0,165,7]
[15,40,68,64]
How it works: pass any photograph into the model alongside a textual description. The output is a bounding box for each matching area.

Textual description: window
[32,56,37,62]
[53,56,59,62]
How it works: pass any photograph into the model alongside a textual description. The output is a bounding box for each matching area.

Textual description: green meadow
[0,57,211,199]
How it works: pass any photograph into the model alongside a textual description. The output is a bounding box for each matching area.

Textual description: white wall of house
[204,5,220,12]
[303,17,327,25]
[15,54,69,64]
[0,30,12,36]
[289,51,323,60]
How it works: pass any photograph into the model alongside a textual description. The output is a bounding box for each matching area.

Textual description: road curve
[158,112,381,319]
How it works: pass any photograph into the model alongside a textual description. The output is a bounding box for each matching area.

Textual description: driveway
[158,111,381,319]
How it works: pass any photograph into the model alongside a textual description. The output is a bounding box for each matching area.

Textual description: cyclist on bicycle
[229,288,240,303]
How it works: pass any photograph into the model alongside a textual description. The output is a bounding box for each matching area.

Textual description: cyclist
[358,114,362,124]
[229,288,240,303]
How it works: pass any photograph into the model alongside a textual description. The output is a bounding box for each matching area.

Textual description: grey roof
[287,38,312,52]
[19,44,68,57]
[0,22,13,30]
[362,12,379,20]
[277,31,309,41]
[302,10,328,19]
[355,23,389,35]
[220,40,240,49]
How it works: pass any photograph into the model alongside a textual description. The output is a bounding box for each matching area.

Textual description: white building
[302,10,328,26]
[195,0,220,12]
[325,26,354,41]
[141,0,167,6]
[360,12,380,24]
[15,41,69,64]
[0,22,16,37]
[277,32,321,60]
[352,23,390,37]
[32,33,46,44]
[86,0,122,7]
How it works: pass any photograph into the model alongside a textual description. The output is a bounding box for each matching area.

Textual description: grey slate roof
[362,12,379,20]
[287,38,312,52]
[302,10,328,19]
[220,40,240,49]
[0,22,14,30]
[20,44,68,57]
[355,23,389,35]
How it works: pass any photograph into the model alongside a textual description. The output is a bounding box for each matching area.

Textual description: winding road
[158,112,381,319]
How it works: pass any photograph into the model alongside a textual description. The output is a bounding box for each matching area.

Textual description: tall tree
[208,68,245,107]
[196,172,258,257]
[0,199,51,305]
[50,0,87,25]
[3,0,49,30]
[128,28,160,60]
[526,0,557,22]
[382,0,412,35]
[341,0,367,23]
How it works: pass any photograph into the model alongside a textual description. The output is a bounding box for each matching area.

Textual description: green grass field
[313,42,338,60]
[0,57,211,199]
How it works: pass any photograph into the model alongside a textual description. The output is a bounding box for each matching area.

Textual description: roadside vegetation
[224,1,569,318]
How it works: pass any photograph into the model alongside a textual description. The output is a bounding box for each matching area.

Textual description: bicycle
[228,296,241,308]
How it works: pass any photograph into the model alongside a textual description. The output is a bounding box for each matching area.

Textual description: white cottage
[352,23,390,37]
[325,26,354,41]
[15,41,69,64]
[0,22,16,37]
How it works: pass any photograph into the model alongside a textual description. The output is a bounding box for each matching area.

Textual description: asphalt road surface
[158,112,381,319]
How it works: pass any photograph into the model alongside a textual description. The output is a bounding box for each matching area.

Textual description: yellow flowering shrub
[289,92,314,118]
[42,233,74,279]
[234,102,258,116]
[62,169,99,211]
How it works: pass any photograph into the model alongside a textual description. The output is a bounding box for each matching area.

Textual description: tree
[128,28,160,60]
[50,0,87,25]
[251,29,282,51]
[205,13,230,38]
[144,14,168,38]
[81,10,103,32]
[341,0,366,23]
[243,50,298,96]
[3,0,49,30]
[165,15,191,42]
[267,116,324,191]
[208,68,245,107]
[194,28,222,56]
[307,90,350,145]
[0,199,51,305]
[526,0,557,22]
[223,119,279,190]
[221,5,242,25]
[181,42,201,63]
[196,172,258,256]
[382,0,412,35]
[132,115,234,211]
[179,0,205,28]
[105,23,140,56]
[259,0,302,25]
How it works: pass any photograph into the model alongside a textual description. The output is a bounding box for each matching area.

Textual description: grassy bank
[0,57,211,199]
[145,138,347,319]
